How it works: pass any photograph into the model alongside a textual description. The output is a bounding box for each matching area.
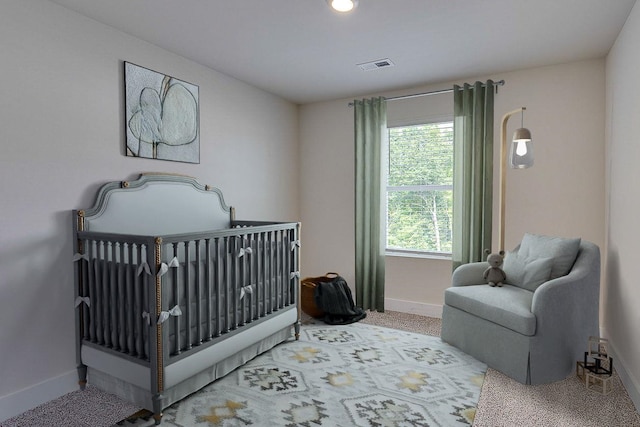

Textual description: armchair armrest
[452,262,489,287]
[529,241,600,381]
[531,243,600,318]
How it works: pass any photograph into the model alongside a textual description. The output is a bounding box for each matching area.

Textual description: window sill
[385,250,452,261]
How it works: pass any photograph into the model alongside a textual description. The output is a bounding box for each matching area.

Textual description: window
[386,121,453,255]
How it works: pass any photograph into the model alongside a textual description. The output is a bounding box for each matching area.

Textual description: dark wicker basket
[300,272,339,318]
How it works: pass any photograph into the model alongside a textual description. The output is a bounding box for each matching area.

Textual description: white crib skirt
[85,307,296,411]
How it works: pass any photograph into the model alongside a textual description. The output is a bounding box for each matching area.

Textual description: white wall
[605,0,640,410]
[300,58,606,312]
[0,0,299,420]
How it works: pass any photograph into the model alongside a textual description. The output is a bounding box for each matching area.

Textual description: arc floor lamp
[498,107,534,252]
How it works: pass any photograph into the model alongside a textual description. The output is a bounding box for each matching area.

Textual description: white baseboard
[0,369,79,422]
[384,298,443,318]
[600,327,640,413]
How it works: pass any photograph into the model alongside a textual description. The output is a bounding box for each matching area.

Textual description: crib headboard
[76,173,233,235]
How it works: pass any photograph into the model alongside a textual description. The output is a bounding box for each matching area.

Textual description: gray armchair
[441,236,600,385]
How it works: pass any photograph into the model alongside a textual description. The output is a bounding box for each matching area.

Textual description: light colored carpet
[475,365,640,427]
[363,311,640,427]
[0,386,140,427]
[3,310,640,426]
[360,309,441,336]
[122,321,485,426]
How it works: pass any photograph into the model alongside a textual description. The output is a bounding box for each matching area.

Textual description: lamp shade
[510,127,533,169]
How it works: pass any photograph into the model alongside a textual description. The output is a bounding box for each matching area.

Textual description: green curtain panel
[354,97,387,311]
[452,81,495,271]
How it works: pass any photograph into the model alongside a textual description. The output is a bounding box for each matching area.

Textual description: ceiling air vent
[357,58,395,71]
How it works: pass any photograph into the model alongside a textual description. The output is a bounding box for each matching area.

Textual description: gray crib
[72,173,300,424]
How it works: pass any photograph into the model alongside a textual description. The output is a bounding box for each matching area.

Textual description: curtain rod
[348,79,505,107]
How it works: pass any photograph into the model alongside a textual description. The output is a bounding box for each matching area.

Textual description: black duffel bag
[313,274,366,325]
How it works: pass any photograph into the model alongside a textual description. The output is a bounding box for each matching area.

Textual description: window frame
[384,117,454,259]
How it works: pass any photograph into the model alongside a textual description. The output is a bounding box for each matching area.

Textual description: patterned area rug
[123,322,486,426]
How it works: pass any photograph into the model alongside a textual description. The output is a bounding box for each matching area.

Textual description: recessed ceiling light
[327,0,358,13]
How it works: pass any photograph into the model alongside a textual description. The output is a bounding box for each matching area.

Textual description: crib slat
[284,231,290,307]
[95,242,102,345]
[93,241,101,344]
[172,242,181,355]
[283,232,289,308]
[125,244,135,355]
[134,244,143,359]
[284,230,288,307]
[81,240,90,341]
[221,238,227,333]
[267,231,273,314]
[141,244,149,361]
[87,240,96,343]
[80,239,88,341]
[240,236,247,327]
[249,234,255,322]
[132,244,139,358]
[247,235,253,323]
[118,243,126,352]
[184,242,192,350]
[231,237,238,330]
[275,232,282,310]
[110,242,118,350]
[285,232,289,307]
[282,233,287,308]
[258,233,264,318]
[289,231,294,306]
[219,237,232,333]
[254,233,259,320]
[281,230,287,309]
[105,242,111,347]
[275,230,282,310]
[103,241,112,347]
[255,233,260,320]
[264,232,269,315]
[195,239,203,345]
[205,238,212,341]
[233,236,239,328]
[289,227,297,306]
[277,233,282,310]
[95,241,105,345]
[215,238,223,336]
[227,236,232,330]
[134,245,147,360]
[247,236,254,322]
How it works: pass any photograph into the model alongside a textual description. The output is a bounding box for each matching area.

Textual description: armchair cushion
[444,285,536,336]
[519,233,581,279]
[503,251,554,291]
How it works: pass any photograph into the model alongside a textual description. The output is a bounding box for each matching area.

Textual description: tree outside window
[386,122,453,254]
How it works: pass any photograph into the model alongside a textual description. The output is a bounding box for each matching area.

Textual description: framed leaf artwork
[124,62,200,163]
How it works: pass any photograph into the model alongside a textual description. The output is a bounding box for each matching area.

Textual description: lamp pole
[498,107,526,252]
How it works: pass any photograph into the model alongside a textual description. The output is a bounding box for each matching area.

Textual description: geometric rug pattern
[123,322,486,426]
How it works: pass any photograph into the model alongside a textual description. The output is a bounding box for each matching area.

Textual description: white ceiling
[49,0,636,104]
